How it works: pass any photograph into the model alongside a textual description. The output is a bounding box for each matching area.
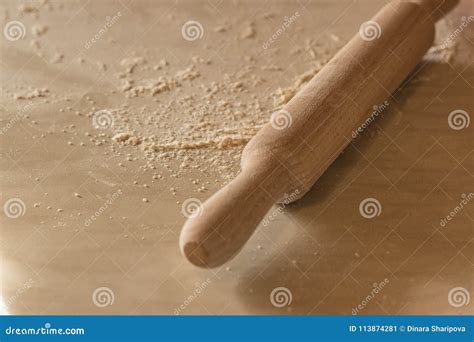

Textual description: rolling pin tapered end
[179,168,279,268]
[180,241,211,268]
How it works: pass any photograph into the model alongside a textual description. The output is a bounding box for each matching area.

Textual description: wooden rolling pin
[180,0,459,267]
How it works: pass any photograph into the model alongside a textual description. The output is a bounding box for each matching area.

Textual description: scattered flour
[14,88,50,100]
[426,43,457,63]
[91,41,342,186]
[112,132,141,146]
[31,25,48,37]
[240,21,256,39]
[13,2,457,196]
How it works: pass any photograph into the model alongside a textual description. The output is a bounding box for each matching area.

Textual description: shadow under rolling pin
[180,0,459,268]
